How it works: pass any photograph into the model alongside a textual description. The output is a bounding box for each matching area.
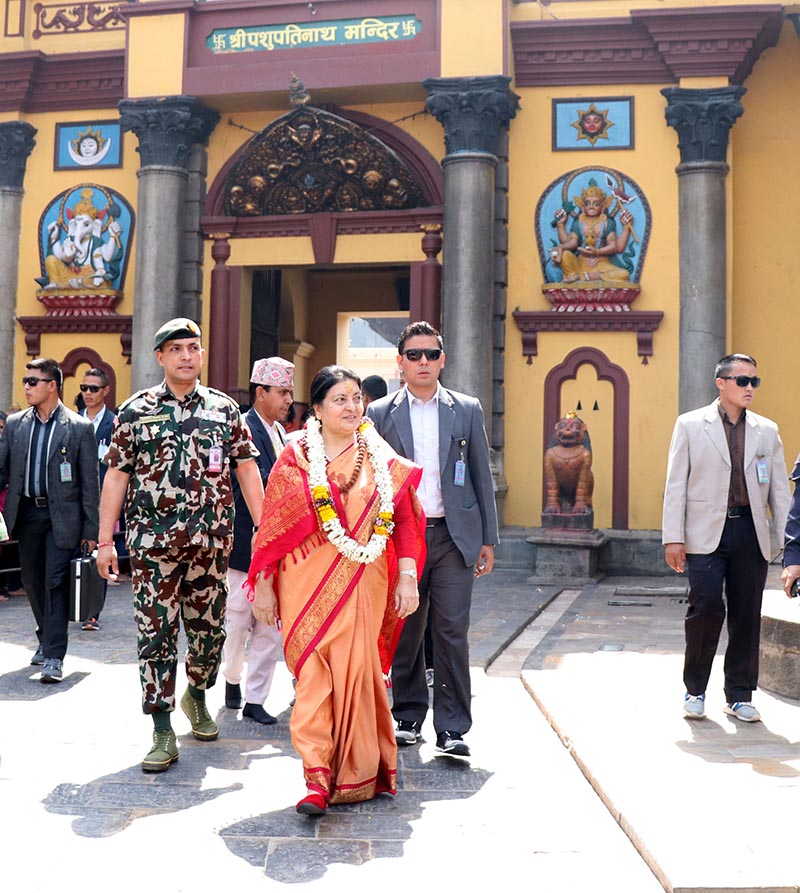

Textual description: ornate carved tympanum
[222,105,426,216]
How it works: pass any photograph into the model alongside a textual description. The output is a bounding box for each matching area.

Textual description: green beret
[153,318,202,351]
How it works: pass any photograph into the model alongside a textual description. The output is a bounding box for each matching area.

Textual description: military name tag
[756,460,769,484]
[138,414,169,425]
[200,409,226,423]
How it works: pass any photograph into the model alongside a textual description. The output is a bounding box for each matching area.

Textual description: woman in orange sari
[248,366,425,815]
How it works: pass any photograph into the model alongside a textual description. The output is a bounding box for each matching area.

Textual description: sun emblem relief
[571,104,614,147]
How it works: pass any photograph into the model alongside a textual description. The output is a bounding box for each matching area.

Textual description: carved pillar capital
[422,76,520,156]
[0,122,37,189]
[119,95,220,170]
[662,86,745,165]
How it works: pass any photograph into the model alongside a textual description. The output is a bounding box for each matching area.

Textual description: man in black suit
[367,321,499,757]
[78,367,116,631]
[222,357,294,724]
[0,357,99,681]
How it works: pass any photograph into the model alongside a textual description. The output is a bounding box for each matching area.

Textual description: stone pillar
[0,122,36,412]
[662,86,745,413]
[119,96,219,390]
[423,76,519,420]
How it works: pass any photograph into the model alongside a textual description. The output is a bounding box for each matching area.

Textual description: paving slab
[0,571,662,892]
[522,577,800,893]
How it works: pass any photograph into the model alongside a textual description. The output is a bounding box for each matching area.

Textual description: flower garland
[306,415,395,564]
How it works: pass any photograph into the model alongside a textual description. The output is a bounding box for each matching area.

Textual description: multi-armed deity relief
[535,165,650,312]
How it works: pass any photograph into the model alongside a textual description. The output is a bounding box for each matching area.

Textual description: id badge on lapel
[58,446,72,482]
[756,459,769,485]
[454,439,467,487]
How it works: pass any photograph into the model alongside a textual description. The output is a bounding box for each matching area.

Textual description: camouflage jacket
[104,380,258,550]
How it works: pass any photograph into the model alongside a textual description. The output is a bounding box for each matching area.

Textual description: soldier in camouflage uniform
[96,318,264,772]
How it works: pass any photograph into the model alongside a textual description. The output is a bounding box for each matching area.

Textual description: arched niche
[543,347,630,529]
[60,347,118,409]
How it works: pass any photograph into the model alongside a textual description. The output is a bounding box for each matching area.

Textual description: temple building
[1,0,798,555]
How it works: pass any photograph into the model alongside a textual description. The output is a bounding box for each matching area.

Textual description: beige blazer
[662,399,790,559]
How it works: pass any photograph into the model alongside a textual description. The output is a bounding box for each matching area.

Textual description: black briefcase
[69,544,105,623]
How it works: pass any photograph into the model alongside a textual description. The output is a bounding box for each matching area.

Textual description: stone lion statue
[543,412,594,515]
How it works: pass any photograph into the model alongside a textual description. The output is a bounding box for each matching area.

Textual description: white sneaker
[684,692,705,718]
[724,701,760,722]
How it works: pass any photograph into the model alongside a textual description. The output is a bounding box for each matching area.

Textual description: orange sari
[248,434,425,805]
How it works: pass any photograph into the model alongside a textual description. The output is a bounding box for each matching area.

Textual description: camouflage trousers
[130,545,229,714]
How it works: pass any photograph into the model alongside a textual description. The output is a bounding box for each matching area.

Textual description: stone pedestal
[759,590,800,700]
[527,528,607,586]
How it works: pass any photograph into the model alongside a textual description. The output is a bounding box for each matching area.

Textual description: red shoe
[296,791,327,815]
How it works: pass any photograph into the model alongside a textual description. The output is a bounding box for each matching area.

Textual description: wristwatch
[398,568,417,581]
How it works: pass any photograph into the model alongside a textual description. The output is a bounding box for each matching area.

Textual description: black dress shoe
[242,703,277,724]
[225,682,243,709]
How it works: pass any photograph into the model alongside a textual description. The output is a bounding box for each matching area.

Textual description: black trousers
[683,510,768,703]
[391,522,475,735]
[15,499,74,661]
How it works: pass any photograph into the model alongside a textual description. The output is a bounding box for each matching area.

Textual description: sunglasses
[401,348,442,362]
[22,376,55,387]
[79,384,104,393]
[719,375,761,389]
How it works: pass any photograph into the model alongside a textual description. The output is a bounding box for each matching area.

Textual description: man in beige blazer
[662,353,790,722]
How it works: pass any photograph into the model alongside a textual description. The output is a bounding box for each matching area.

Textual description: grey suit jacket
[0,402,100,549]
[367,385,499,565]
[662,399,790,560]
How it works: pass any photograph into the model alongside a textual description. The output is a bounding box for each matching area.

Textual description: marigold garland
[305,416,395,564]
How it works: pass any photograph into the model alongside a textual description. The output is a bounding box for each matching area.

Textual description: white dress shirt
[407,383,445,518]
[253,411,284,459]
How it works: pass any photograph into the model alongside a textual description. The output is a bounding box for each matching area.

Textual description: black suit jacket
[229,407,285,571]
[0,402,100,549]
[84,406,116,486]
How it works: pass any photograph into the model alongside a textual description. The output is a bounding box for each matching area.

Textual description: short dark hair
[83,367,109,387]
[715,353,757,379]
[397,321,443,355]
[361,375,388,401]
[309,365,362,411]
[26,357,62,390]
[248,382,272,406]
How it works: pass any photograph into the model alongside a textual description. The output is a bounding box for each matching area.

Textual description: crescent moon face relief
[67,137,112,167]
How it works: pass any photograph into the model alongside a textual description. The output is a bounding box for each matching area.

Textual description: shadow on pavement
[220,757,493,883]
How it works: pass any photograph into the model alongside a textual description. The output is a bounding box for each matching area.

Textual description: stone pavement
[1,563,798,892]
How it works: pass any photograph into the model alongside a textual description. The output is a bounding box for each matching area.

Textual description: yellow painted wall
[127,14,185,99]
[510,0,787,22]
[504,81,681,530]
[441,0,505,76]
[731,20,800,464]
